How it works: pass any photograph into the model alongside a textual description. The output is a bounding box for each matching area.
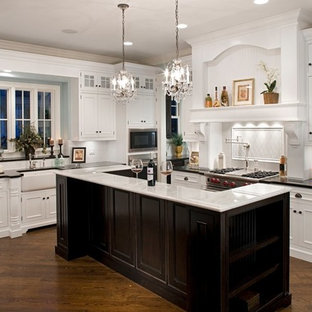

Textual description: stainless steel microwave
[129,129,158,153]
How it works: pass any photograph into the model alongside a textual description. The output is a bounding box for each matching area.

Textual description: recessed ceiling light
[124,41,133,46]
[254,0,269,4]
[177,23,188,29]
[62,29,78,34]
[3,69,12,73]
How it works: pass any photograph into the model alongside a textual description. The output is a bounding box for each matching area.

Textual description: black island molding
[55,169,292,312]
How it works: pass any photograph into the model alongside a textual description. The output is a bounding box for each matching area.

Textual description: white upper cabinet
[80,71,111,93]
[127,95,155,128]
[133,75,155,95]
[80,92,116,140]
[308,44,312,76]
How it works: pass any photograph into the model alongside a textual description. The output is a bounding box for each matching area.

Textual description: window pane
[0,120,7,149]
[16,90,22,119]
[171,118,178,135]
[16,120,22,138]
[45,121,51,144]
[0,90,7,119]
[38,120,44,139]
[38,92,44,119]
[24,120,30,130]
[24,91,30,119]
[45,93,51,119]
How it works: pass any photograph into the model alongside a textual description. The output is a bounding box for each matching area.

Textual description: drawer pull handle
[184,177,188,181]
[295,193,302,198]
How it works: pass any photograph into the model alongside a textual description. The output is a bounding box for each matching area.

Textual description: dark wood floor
[0,226,311,312]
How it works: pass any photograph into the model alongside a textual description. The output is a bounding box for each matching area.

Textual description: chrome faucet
[225,136,250,170]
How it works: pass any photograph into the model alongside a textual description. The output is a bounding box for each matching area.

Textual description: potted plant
[258,61,279,104]
[170,133,183,157]
[10,125,43,159]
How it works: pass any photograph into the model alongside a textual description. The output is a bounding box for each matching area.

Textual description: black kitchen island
[55,168,292,312]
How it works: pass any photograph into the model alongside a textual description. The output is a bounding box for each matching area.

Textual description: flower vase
[263,92,279,104]
[24,146,35,159]
[175,145,183,157]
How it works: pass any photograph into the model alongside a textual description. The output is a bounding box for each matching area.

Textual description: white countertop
[56,165,291,213]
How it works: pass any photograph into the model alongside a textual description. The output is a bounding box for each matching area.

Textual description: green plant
[258,61,279,94]
[170,133,183,146]
[10,125,43,154]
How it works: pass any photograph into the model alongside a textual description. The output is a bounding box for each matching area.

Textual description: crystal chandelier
[111,4,136,103]
[163,0,192,103]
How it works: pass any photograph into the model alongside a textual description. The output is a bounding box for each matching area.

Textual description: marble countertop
[56,165,291,213]
[261,176,312,189]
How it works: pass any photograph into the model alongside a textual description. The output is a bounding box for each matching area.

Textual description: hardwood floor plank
[0,226,312,311]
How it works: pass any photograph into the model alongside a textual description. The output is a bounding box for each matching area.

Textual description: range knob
[210,178,215,183]
[215,178,220,184]
[244,182,249,186]
[230,182,236,188]
[223,181,229,187]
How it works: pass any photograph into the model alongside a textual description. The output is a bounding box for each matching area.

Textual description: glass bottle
[279,155,287,177]
[205,93,212,108]
[213,86,220,107]
[221,86,229,106]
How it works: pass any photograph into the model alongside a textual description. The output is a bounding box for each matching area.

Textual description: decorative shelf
[190,102,306,123]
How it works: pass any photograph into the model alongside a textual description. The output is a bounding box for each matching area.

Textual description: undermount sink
[21,170,56,192]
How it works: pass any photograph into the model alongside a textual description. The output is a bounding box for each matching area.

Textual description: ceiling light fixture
[177,23,188,29]
[253,0,269,4]
[163,0,192,103]
[123,41,133,46]
[111,3,136,104]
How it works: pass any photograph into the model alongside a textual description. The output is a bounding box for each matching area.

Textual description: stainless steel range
[203,168,279,191]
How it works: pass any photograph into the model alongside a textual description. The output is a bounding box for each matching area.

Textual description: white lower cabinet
[171,171,204,190]
[0,180,9,236]
[21,188,56,231]
[290,186,312,262]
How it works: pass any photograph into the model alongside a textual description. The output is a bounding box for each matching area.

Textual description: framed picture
[71,147,86,163]
[232,78,255,106]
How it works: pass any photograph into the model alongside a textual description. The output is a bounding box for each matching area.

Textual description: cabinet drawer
[290,187,312,204]
[172,171,203,189]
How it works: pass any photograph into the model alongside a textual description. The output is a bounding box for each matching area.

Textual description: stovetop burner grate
[241,171,279,179]
[209,168,243,174]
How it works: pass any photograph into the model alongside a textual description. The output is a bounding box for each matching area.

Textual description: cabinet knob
[295,193,302,198]
[184,177,188,181]
[99,131,101,133]
[309,132,312,135]
[43,197,46,200]
[299,211,303,214]
[293,210,297,213]
[47,197,49,200]
[309,63,312,66]
[96,131,98,133]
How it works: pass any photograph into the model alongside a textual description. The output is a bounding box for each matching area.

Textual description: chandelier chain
[175,0,179,60]
[122,7,125,70]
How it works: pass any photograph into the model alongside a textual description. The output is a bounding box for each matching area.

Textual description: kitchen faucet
[225,137,250,170]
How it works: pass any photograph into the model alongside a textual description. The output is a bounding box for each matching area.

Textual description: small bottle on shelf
[213,86,220,107]
[147,153,156,186]
[279,155,287,177]
[205,93,212,108]
[221,86,229,106]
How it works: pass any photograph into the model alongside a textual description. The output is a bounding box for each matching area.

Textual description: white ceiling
[0,0,312,65]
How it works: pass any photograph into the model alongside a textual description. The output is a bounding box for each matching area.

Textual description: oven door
[129,129,157,152]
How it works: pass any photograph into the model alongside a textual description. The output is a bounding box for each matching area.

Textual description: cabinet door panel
[81,93,98,138]
[303,208,312,247]
[168,202,189,294]
[89,185,109,254]
[136,195,165,281]
[56,176,68,249]
[46,189,56,220]
[110,189,135,265]
[0,191,8,228]
[98,95,116,138]
[22,192,45,224]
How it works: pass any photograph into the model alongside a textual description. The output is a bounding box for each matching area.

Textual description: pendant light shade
[163,0,192,103]
[111,3,136,103]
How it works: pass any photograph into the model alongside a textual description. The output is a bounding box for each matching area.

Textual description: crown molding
[0,38,120,64]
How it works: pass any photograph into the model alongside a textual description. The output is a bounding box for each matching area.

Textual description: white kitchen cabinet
[308,44,312,76]
[134,75,154,95]
[0,180,8,231]
[80,71,111,93]
[308,76,312,141]
[289,186,312,262]
[80,92,116,140]
[127,95,156,128]
[171,171,204,190]
[21,188,56,230]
